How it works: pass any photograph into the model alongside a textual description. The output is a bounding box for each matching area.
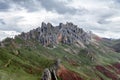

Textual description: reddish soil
[57,66,84,80]
[94,36,102,41]
[107,65,120,74]
[96,65,118,80]
[112,63,120,74]
[57,33,62,43]
[92,34,102,41]
[113,63,120,70]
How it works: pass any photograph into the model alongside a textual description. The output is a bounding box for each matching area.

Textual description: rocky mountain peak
[17,22,92,47]
[41,22,47,28]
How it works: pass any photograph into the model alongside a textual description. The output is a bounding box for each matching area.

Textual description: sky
[0,0,120,41]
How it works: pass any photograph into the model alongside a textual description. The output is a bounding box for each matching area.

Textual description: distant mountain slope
[113,43,120,52]
[102,38,120,52]
[111,39,120,52]
[0,22,120,80]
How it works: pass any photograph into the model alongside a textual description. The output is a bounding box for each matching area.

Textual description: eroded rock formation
[41,59,84,80]
[18,22,92,47]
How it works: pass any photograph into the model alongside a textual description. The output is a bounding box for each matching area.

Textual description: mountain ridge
[14,22,92,48]
[0,22,120,80]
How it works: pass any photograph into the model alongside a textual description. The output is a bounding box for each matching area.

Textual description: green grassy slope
[1,37,120,80]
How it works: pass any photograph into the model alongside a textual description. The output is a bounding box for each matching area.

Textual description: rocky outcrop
[41,59,61,80]
[0,42,5,47]
[41,59,84,80]
[41,67,58,80]
[41,68,52,80]
[18,22,92,47]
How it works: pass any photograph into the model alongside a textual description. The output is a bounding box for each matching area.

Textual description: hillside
[102,38,120,52]
[0,22,120,80]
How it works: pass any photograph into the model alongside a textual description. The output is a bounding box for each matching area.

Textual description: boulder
[41,68,52,80]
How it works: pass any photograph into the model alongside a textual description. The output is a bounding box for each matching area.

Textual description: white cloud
[108,17,120,22]
[0,30,20,41]
[0,7,62,32]
[0,0,120,41]
[94,31,120,39]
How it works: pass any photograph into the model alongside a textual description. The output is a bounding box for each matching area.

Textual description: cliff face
[18,22,92,47]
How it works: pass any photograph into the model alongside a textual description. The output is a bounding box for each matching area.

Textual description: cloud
[0,0,120,41]
[0,1,10,12]
[95,31,120,39]
[0,19,6,25]
[39,0,86,14]
[10,0,42,12]
[0,30,20,41]
[114,0,120,4]
[6,0,86,14]
[0,16,22,32]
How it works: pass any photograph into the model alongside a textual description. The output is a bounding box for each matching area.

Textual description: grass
[1,37,120,80]
[0,68,39,80]
[0,42,54,80]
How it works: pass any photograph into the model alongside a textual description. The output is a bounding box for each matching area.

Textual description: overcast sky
[0,0,120,41]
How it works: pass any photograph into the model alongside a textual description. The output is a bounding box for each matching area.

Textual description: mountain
[18,22,91,47]
[0,22,120,80]
[112,42,120,52]
[102,38,120,52]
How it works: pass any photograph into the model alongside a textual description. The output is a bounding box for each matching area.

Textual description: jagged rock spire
[18,22,92,47]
